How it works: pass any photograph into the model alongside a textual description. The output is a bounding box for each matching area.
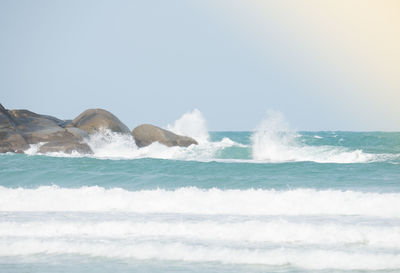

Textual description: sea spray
[18,110,398,164]
[167,109,210,144]
[87,129,138,159]
[251,111,377,163]
[78,109,241,160]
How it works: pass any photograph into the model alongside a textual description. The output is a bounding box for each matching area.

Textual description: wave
[22,110,244,161]
[251,111,385,163]
[2,239,400,270]
[19,109,398,163]
[1,186,400,217]
[86,129,242,160]
[167,109,209,144]
[2,185,400,270]
[1,219,400,248]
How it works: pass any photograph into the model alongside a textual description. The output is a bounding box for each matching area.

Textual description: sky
[0,0,399,131]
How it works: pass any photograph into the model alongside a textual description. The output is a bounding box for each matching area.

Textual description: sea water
[1,111,400,273]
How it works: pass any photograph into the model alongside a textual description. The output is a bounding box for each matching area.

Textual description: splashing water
[167,109,209,144]
[19,110,397,163]
[251,111,377,163]
[87,129,138,159]
[81,110,241,160]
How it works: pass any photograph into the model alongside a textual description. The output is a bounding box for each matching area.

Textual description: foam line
[1,220,399,248]
[2,239,400,270]
[1,186,400,217]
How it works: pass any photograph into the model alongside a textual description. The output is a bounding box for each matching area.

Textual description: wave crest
[251,111,378,163]
[1,186,400,217]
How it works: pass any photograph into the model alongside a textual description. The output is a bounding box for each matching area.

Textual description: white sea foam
[21,109,244,161]
[85,130,242,161]
[24,142,85,158]
[167,109,209,144]
[252,111,380,163]
[83,109,244,160]
[24,143,44,155]
[2,185,400,269]
[2,239,400,270]
[1,186,400,217]
[21,109,397,164]
[1,219,400,248]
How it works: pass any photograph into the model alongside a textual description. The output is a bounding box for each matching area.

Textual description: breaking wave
[20,109,398,163]
[1,186,400,217]
[1,219,400,248]
[251,111,387,163]
[167,109,209,144]
[22,110,243,161]
[1,186,400,270]
[2,239,400,270]
[86,129,242,161]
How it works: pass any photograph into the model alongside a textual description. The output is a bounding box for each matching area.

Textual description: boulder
[70,109,130,134]
[27,127,92,154]
[0,104,29,153]
[8,109,62,133]
[0,104,93,154]
[38,136,92,154]
[132,124,198,148]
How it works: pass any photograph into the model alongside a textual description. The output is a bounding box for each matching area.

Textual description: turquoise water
[1,130,400,272]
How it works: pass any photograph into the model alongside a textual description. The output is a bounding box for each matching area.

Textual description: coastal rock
[38,135,92,154]
[28,127,92,154]
[132,124,198,148]
[0,104,29,153]
[9,109,68,143]
[70,109,130,134]
[0,104,93,154]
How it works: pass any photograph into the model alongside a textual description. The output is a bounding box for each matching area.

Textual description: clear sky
[1,0,399,131]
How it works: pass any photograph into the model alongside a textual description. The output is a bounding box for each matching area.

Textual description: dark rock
[132,124,198,148]
[28,127,92,154]
[0,104,93,154]
[41,115,71,128]
[0,104,29,153]
[38,136,92,154]
[65,127,89,139]
[8,109,61,133]
[70,109,130,134]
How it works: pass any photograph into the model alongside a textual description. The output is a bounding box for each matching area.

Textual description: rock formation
[0,104,29,153]
[132,124,198,148]
[70,109,130,134]
[0,103,199,154]
[0,104,92,154]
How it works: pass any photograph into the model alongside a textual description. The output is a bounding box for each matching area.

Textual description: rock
[0,104,29,153]
[41,115,72,128]
[28,127,92,154]
[38,136,92,154]
[70,109,130,134]
[132,124,198,148]
[8,109,61,134]
[0,104,93,154]
[65,127,89,140]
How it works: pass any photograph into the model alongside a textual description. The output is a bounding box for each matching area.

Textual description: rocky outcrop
[132,124,198,148]
[1,103,199,154]
[0,104,92,154]
[0,104,29,153]
[70,109,130,134]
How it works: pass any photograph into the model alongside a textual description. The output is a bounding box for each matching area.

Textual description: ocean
[1,112,400,273]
